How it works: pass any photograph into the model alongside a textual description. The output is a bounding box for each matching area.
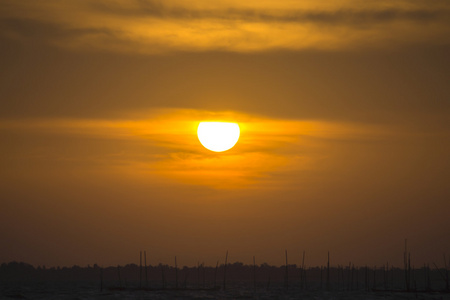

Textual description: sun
[197,122,240,152]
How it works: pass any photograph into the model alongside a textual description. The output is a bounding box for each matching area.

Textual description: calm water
[2,281,450,299]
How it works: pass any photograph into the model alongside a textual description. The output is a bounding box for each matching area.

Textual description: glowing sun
[197,122,240,152]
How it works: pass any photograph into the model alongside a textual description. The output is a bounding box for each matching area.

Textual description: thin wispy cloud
[1,0,449,53]
[0,109,420,190]
[94,2,448,25]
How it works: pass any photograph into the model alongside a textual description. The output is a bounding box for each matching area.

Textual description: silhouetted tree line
[1,261,448,292]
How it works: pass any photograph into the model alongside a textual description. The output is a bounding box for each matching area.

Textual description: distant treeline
[1,261,448,292]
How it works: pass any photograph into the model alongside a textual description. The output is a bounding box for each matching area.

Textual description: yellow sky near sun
[0,109,396,190]
[1,0,449,53]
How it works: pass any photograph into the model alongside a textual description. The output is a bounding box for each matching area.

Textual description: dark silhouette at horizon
[2,259,449,294]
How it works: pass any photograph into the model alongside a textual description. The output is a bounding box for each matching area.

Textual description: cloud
[1,0,450,53]
[93,1,448,25]
[0,109,400,190]
[0,17,128,53]
[0,18,110,40]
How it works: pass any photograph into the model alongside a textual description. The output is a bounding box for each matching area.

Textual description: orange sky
[1,0,449,268]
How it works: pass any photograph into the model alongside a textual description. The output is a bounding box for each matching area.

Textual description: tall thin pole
[140,251,142,288]
[347,262,351,291]
[384,262,388,291]
[197,261,200,288]
[445,253,449,292]
[253,256,256,291]
[223,251,228,290]
[175,256,178,289]
[404,239,409,291]
[202,262,205,288]
[365,265,368,292]
[285,249,289,290]
[214,260,219,287]
[338,265,341,290]
[373,265,376,290]
[100,266,103,292]
[117,265,121,288]
[351,264,354,291]
[408,252,411,291]
[356,267,359,290]
[301,251,305,290]
[327,252,330,291]
[145,251,148,287]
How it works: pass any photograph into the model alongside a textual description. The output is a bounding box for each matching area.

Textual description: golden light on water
[197,122,240,152]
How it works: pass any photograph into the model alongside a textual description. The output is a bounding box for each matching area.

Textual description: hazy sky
[1,0,449,268]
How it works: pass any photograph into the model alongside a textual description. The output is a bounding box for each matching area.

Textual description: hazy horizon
[3,246,446,270]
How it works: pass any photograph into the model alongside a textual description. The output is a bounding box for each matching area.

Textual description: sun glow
[197,122,240,152]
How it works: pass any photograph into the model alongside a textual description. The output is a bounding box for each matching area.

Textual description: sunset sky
[1,0,449,268]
